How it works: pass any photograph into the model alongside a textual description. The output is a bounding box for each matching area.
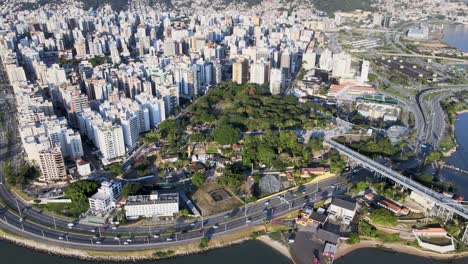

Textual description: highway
[0,175,346,249]
[325,138,468,220]
[418,86,468,149]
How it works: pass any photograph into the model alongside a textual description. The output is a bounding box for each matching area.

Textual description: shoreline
[0,225,266,262]
[335,240,468,261]
[256,235,293,261]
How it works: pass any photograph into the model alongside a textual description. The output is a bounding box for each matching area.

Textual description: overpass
[324,139,468,224]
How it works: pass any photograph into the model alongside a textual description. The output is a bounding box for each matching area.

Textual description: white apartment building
[250,62,269,85]
[96,122,125,161]
[327,198,357,224]
[125,192,179,220]
[269,68,284,95]
[89,180,122,212]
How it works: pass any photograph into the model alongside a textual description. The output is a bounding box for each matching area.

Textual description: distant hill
[312,0,375,16]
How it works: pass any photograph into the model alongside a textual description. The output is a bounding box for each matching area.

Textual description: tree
[64,180,99,213]
[143,131,161,144]
[257,145,275,165]
[191,172,205,187]
[369,209,397,226]
[308,137,324,152]
[122,183,141,198]
[180,209,190,217]
[212,125,241,145]
[108,163,124,177]
[199,237,209,248]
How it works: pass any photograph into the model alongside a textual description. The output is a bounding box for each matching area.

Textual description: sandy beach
[335,240,468,261]
[257,235,293,260]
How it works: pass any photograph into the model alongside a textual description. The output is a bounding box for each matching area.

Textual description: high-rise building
[332,52,352,79]
[74,37,87,58]
[232,58,249,84]
[302,52,316,70]
[96,122,125,161]
[360,60,370,83]
[38,147,67,181]
[319,49,333,71]
[269,68,284,95]
[121,113,140,151]
[250,62,269,85]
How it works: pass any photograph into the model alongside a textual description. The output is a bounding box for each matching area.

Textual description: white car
[91,229,96,233]
[111,226,117,230]
[96,241,102,244]
[123,241,129,245]
[58,236,64,240]
[126,239,132,242]
[213,224,219,229]
[153,234,160,238]
[166,237,173,241]
[114,237,120,240]
[246,219,251,223]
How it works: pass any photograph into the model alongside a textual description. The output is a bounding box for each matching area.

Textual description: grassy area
[35,203,81,220]
[440,133,457,152]
[426,91,444,101]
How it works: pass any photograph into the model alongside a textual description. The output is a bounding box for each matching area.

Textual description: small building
[327,198,357,224]
[377,199,410,215]
[76,159,91,176]
[88,181,122,212]
[125,192,179,220]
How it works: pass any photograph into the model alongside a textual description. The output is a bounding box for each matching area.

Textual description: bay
[443,24,468,52]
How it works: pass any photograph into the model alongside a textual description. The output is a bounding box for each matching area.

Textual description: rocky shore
[0,226,266,262]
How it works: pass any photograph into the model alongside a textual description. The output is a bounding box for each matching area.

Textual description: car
[67,223,75,229]
[213,224,219,229]
[224,214,230,219]
[111,226,117,230]
[126,239,132,242]
[166,237,173,241]
[58,236,64,240]
[114,237,120,240]
[18,218,24,222]
[93,236,98,239]
[246,218,251,223]
[264,201,269,206]
[153,234,160,238]
[123,241,129,245]
[91,229,96,233]
[190,222,196,227]
[96,241,102,244]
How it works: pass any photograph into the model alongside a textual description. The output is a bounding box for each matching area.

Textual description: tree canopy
[212,125,241,145]
[369,209,397,226]
[64,180,99,213]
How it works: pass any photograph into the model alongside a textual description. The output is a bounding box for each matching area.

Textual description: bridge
[325,138,468,238]
[442,165,468,176]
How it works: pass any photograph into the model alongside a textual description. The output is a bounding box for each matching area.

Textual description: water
[0,240,292,264]
[443,24,468,52]
[335,248,467,264]
[440,113,468,197]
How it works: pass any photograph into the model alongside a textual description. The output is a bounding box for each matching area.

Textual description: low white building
[88,181,122,212]
[125,192,179,220]
[76,159,91,176]
[327,198,357,224]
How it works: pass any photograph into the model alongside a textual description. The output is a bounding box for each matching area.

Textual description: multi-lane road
[0,173,346,250]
